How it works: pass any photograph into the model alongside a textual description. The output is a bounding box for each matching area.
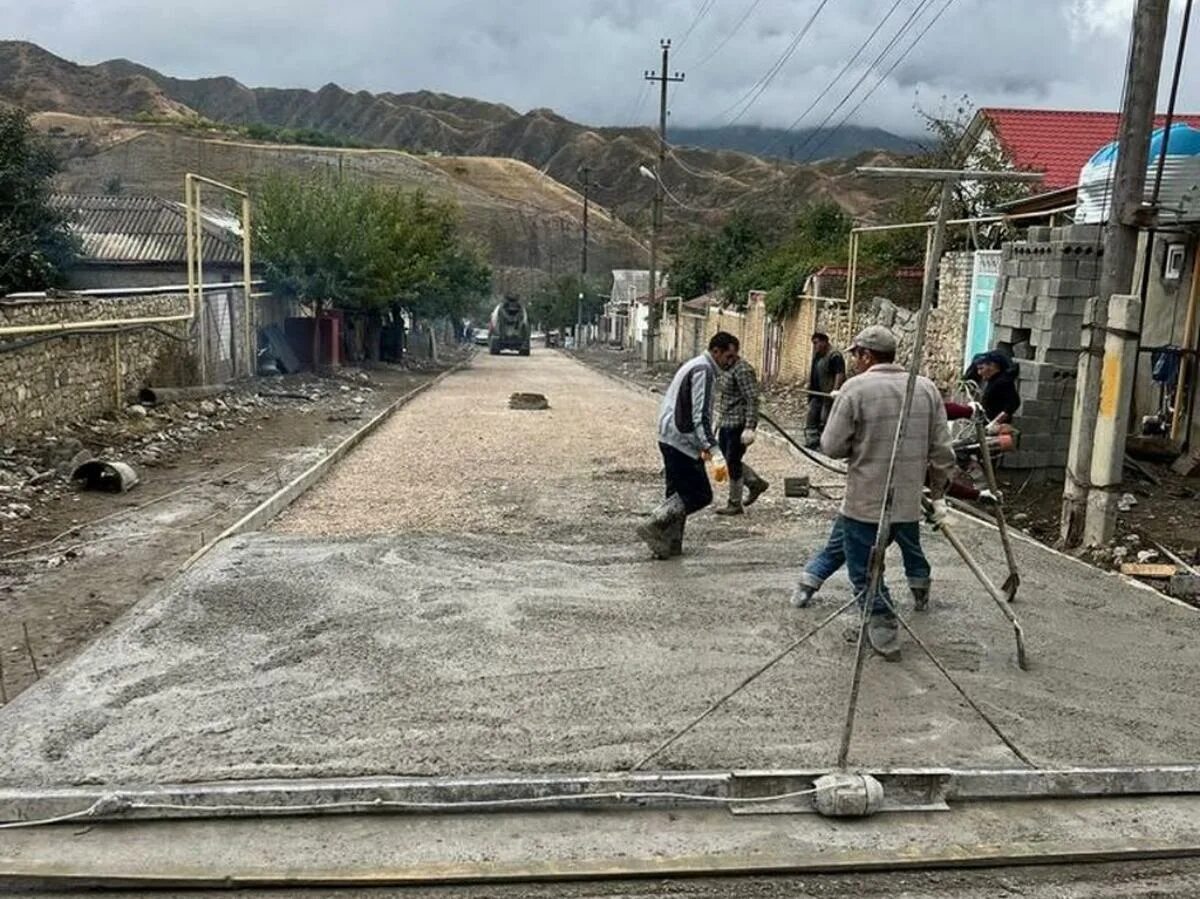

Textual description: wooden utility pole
[643,39,684,366]
[577,166,590,341]
[1061,0,1170,547]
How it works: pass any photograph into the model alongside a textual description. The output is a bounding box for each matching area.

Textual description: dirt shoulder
[0,355,464,706]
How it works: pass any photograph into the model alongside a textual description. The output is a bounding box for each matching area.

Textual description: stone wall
[990,224,1103,470]
[0,293,198,436]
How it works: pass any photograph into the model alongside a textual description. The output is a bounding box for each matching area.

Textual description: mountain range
[0,41,914,282]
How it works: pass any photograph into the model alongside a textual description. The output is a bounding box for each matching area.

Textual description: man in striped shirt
[714,355,770,515]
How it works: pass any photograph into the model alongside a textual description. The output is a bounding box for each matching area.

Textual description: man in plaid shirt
[714,356,770,515]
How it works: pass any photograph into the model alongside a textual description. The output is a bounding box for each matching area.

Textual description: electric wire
[790,0,939,162]
[675,0,718,53]
[762,0,908,159]
[692,0,765,67]
[801,0,958,162]
[718,0,833,126]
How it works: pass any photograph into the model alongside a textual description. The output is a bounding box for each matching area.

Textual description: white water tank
[1076,123,1200,224]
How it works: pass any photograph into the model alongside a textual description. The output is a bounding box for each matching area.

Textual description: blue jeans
[800,515,930,612]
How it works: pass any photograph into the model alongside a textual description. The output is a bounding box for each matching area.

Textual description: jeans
[717,426,747,481]
[800,515,931,611]
[659,443,713,514]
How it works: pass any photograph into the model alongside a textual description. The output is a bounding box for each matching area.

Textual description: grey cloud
[1,0,1197,136]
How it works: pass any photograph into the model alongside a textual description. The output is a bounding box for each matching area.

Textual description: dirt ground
[0,360,457,707]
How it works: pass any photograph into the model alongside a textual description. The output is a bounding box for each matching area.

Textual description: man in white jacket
[636,332,740,559]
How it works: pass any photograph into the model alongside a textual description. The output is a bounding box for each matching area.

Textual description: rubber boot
[715,479,744,516]
[743,465,770,507]
[911,586,930,611]
[790,583,815,608]
[867,611,901,662]
[669,515,686,557]
[637,494,686,560]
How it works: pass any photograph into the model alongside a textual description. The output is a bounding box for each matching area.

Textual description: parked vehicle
[472,327,490,346]
[488,295,531,356]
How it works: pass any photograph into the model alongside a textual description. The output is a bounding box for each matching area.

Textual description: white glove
[978,488,1001,505]
[828,389,841,399]
[928,499,949,525]
[969,401,987,419]
[740,428,757,446]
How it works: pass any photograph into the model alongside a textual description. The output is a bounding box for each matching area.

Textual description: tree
[253,172,491,364]
[528,274,606,332]
[0,107,78,295]
[669,208,770,301]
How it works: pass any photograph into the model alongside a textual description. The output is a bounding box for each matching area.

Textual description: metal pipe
[847,232,859,329]
[139,385,231,405]
[242,196,254,378]
[856,166,1046,182]
[0,311,192,337]
[194,181,208,385]
[1171,245,1200,441]
[850,205,1079,234]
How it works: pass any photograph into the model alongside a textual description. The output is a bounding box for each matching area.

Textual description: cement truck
[488,295,531,356]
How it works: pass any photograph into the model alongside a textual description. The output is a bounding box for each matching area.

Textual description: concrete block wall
[991,224,1102,470]
[0,293,198,436]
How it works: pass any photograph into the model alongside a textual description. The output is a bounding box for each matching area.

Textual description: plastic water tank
[1076,123,1200,223]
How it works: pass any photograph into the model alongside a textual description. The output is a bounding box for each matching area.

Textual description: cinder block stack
[990,224,1104,471]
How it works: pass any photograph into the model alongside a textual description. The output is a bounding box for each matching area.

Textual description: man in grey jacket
[812,325,955,660]
[637,331,740,559]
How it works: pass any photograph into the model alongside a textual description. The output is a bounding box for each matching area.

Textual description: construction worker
[804,332,846,449]
[636,332,740,559]
[796,324,955,660]
[714,353,770,515]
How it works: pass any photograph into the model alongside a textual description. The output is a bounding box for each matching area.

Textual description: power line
[676,0,718,53]
[763,0,907,158]
[790,0,938,161]
[692,0,765,67]
[802,0,958,162]
[717,0,833,126]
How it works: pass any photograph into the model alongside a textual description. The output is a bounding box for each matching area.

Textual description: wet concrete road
[0,349,1198,786]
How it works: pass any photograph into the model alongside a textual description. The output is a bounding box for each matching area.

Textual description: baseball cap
[850,324,898,355]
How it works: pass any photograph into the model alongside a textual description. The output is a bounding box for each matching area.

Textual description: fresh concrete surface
[0,350,1197,787]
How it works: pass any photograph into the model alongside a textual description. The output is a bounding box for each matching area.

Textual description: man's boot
[669,515,686,557]
[715,479,744,516]
[636,494,686,559]
[911,586,930,611]
[743,465,770,507]
[790,583,815,608]
[867,611,901,662]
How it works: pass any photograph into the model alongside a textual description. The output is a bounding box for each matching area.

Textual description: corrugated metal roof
[49,194,243,265]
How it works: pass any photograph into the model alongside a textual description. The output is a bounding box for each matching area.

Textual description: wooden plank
[1119,563,1178,579]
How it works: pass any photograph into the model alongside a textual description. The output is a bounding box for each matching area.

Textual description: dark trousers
[717,426,747,481]
[804,396,833,444]
[659,443,713,514]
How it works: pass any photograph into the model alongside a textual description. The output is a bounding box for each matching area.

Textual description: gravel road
[2,349,1198,786]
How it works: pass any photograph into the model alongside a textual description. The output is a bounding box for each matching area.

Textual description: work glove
[978,488,1001,505]
[828,389,841,400]
[741,428,757,446]
[928,498,949,525]
[969,401,987,420]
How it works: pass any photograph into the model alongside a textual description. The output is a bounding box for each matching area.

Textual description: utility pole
[643,39,684,366]
[578,166,590,343]
[1061,0,1170,547]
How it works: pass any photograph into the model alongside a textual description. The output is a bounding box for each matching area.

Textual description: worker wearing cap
[796,324,955,660]
[636,332,740,559]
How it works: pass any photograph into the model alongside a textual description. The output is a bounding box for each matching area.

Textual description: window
[1164,243,1186,282]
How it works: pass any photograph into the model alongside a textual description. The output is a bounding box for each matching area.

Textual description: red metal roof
[979,108,1200,190]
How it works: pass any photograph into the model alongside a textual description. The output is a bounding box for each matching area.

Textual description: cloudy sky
[3,0,1197,136]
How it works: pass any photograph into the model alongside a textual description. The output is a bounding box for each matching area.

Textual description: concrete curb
[181,356,473,571]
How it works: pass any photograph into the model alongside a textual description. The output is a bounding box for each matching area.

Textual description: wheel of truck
[489,341,500,355]
[519,343,531,356]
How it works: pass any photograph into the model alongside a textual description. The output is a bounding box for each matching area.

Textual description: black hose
[759,411,848,476]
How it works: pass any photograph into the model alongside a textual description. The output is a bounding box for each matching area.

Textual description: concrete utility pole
[578,166,590,342]
[643,39,684,366]
[1061,0,1170,547]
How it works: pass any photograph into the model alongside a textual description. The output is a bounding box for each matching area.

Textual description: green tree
[0,107,78,295]
[669,208,769,301]
[253,172,491,364]
[528,273,606,332]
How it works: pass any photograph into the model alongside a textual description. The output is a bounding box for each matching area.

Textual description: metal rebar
[972,418,1021,602]
[632,597,856,771]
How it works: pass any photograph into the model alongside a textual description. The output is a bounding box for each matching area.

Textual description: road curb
[181,356,473,571]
